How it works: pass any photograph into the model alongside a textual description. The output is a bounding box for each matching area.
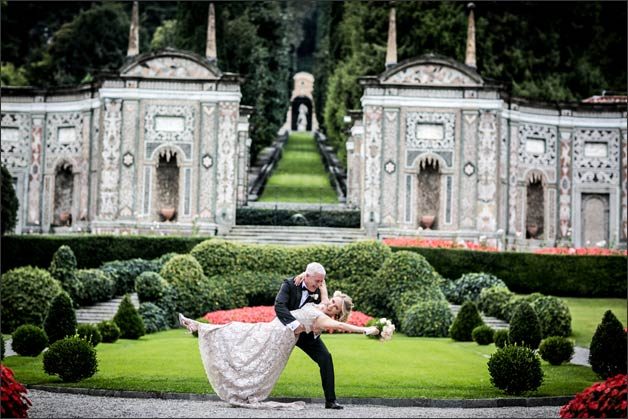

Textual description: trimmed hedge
[1,235,207,273]
[390,246,626,297]
[236,207,360,228]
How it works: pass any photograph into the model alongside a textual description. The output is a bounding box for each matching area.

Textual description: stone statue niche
[53,164,73,226]
[417,160,440,230]
[291,96,312,131]
[526,179,544,239]
[581,193,609,246]
[155,150,179,222]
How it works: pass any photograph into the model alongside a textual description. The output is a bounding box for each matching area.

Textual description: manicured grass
[4,331,596,399]
[259,132,338,203]
[561,297,627,347]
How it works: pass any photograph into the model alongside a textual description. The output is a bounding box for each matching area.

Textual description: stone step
[75,293,139,324]
[449,303,510,330]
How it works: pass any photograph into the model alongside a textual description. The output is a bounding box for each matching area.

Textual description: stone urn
[527,223,539,239]
[160,207,176,222]
[420,214,435,230]
[59,211,71,226]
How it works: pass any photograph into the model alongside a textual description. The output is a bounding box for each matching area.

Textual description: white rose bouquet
[365,317,396,342]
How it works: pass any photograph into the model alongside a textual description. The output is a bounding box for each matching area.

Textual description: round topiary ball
[538,336,575,365]
[11,324,48,357]
[77,324,102,347]
[332,240,392,280]
[472,325,494,345]
[189,239,240,277]
[530,296,572,338]
[401,300,453,337]
[451,272,507,305]
[487,345,544,395]
[43,336,98,382]
[508,301,543,350]
[135,272,166,303]
[493,329,510,349]
[449,301,484,341]
[160,254,212,318]
[75,269,115,306]
[97,320,121,343]
[478,286,513,319]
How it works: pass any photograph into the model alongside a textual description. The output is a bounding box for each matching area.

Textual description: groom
[274,262,343,410]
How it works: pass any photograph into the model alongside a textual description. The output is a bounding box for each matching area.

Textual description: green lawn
[4,331,596,399]
[259,132,338,203]
[560,297,627,347]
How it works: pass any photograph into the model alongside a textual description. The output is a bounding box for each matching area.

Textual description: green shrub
[0,266,63,333]
[11,324,48,357]
[478,286,513,319]
[138,302,168,334]
[589,310,628,379]
[97,320,120,343]
[0,334,5,360]
[538,336,574,365]
[530,296,572,338]
[75,269,115,306]
[472,325,494,345]
[440,277,458,302]
[113,294,145,339]
[450,272,507,304]
[332,240,391,280]
[488,345,544,395]
[100,258,159,296]
[135,272,166,303]
[508,302,543,350]
[44,292,77,344]
[43,336,98,382]
[154,282,179,328]
[494,329,510,348]
[236,207,360,228]
[190,239,240,277]
[49,245,83,306]
[401,300,453,337]
[76,324,102,347]
[503,293,544,322]
[394,288,448,324]
[236,244,307,275]
[1,164,18,235]
[209,272,291,310]
[449,301,484,341]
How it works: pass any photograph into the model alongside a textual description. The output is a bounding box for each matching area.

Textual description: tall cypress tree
[589,310,627,379]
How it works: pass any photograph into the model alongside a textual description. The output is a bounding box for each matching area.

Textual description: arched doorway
[416,159,440,229]
[581,194,609,246]
[525,176,544,239]
[53,164,74,226]
[154,149,179,222]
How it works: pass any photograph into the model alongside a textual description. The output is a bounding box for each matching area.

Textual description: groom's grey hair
[305,262,326,277]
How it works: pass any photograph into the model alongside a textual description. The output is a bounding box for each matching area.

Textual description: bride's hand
[364,326,380,336]
[293,273,305,286]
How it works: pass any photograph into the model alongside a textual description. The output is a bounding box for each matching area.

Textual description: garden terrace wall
[1,235,208,273]
[236,207,360,228]
[391,247,627,298]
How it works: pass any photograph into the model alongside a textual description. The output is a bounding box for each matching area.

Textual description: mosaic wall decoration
[384,65,477,86]
[460,112,477,229]
[199,104,216,219]
[405,112,455,151]
[476,110,498,232]
[28,117,43,225]
[621,130,627,240]
[382,110,398,224]
[215,102,238,223]
[119,101,138,218]
[558,130,573,238]
[99,99,122,219]
[1,113,31,169]
[573,129,620,185]
[363,106,383,225]
[508,123,520,234]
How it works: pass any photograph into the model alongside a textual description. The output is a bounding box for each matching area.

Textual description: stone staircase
[449,304,509,330]
[75,293,140,325]
[220,225,367,246]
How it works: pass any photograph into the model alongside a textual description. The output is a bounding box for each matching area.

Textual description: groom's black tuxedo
[274,277,336,404]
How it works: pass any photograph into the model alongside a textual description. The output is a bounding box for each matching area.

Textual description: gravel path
[27,389,561,418]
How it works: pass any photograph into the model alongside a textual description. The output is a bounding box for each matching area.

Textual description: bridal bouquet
[366,317,396,342]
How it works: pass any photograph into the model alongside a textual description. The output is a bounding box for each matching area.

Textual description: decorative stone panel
[28,116,44,225]
[573,129,620,185]
[363,106,383,225]
[384,65,477,86]
[199,104,216,220]
[215,102,238,224]
[405,112,455,151]
[382,110,399,225]
[558,130,573,238]
[144,104,195,162]
[508,122,520,235]
[518,124,557,183]
[119,101,139,218]
[99,99,122,219]
[476,111,498,232]
[44,112,84,171]
[621,129,627,240]
[460,112,478,229]
[1,113,31,169]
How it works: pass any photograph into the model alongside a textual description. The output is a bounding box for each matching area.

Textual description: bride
[178,291,379,409]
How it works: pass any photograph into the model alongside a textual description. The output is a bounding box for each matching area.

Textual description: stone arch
[409,153,448,173]
[524,169,548,239]
[410,154,444,230]
[152,146,183,222]
[52,159,76,226]
[150,143,187,164]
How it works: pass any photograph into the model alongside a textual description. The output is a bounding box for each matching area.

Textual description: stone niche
[53,165,73,226]
[416,160,440,229]
[291,96,313,131]
[526,179,544,239]
[581,193,609,246]
[154,151,179,222]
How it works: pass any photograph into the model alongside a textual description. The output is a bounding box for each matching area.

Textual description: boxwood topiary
[75,269,116,306]
[77,324,102,347]
[189,239,240,277]
[401,300,453,337]
[494,329,510,348]
[487,344,544,395]
[394,288,448,325]
[472,325,494,345]
[11,324,48,357]
[450,272,507,305]
[97,320,121,343]
[502,293,544,322]
[332,240,392,280]
[0,266,63,333]
[138,302,169,334]
[530,296,572,338]
[589,310,628,379]
[44,292,77,345]
[538,336,574,365]
[449,301,484,341]
[43,336,98,382]
[49,245,83,306]
[508,302,543,350]
[135,272,166,303]
[478,286,514,319]
[100,258,158,296]
[113,294,145,339]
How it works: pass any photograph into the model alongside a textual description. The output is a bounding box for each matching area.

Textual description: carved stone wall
[362,106,383,230]
[199,104,216,220]
[460,111,478,229]
[558,130,573,238]
[381,109,399,225]
[476,111,498,232]
[119,101,139,219]
[99,99,122,219]
[215,102,238,228]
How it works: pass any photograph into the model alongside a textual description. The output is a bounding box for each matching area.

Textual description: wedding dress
[181,303,324,410]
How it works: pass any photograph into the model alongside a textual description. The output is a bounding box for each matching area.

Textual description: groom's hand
[294,324,305,336]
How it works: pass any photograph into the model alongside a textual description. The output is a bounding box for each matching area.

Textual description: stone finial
[127,1,139,57]
[465,2,477,68]
[385,6,397,69]
[206,3,217,62]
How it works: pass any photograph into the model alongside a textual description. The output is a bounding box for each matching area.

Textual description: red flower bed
[559,374,627,418]
[1,365,32,418]
[535,247,627,256]
[382,237,499,252]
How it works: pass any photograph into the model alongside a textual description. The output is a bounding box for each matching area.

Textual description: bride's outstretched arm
[313,314,379,335]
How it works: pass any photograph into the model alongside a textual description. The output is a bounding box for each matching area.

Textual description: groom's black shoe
[325,401,344,410]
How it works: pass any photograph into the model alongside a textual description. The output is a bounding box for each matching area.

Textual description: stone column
[28,116,44,227]
[362,106,383,236]
[98,99,122,220]
[215,102,238,234]
[476,110,498,232]
[460,111,478,229]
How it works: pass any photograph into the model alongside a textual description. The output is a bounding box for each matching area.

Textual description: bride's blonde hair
[333,290,354,323]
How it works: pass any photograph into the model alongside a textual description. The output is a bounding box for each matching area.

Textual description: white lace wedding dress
[185,303,324,409]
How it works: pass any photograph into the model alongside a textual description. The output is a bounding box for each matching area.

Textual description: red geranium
[0,364,32,418]
[535,247,627,256]
[382,237,499,252]
[559,374,627,418]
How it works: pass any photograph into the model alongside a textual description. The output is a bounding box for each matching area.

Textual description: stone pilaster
[385,7,397,69]
[465,3,477,69]
[476,110,498,232]
[127,2,139,57]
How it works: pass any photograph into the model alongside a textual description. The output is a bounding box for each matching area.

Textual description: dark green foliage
[113,294,145,340]
[44,292,77,344]
[332,240,392,281]
[100,258,161,296]
[439,277,457,302]
[76,324,102,347]
[138,303,168,334]
[503,293,544,322]
[478,286,513,319]
[43,336,98,382]
[449,301,484,341]
[49,245,82,306]
[189,240,240,278]
[0,266,63,333]
[394,288,448,325]
[75,269,116,306]
[488,345,544,395]
[96,320,120,344]
[472,325,494,345]
[235,207,360,228]
[450,272,507,304]
[401,300,453,337]
[0,334,5,360]
[135,272,166,303]
[11,324,48,357]
[154,282,179,328]
[539,336,575,366]
[494,329,510,349]
[209,272,287,310]
[390,247,627,298]
[508,302,543,350]
[1,164,18,235]
[589,310,628,379]
[530,296,572,338]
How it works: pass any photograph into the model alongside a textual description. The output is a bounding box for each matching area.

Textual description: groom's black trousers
[296,334,335,403]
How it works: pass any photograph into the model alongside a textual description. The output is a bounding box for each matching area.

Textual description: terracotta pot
[420,214,435,230]
[59,211,71,226]
[527,224,539,238]
[160,207,176,222]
